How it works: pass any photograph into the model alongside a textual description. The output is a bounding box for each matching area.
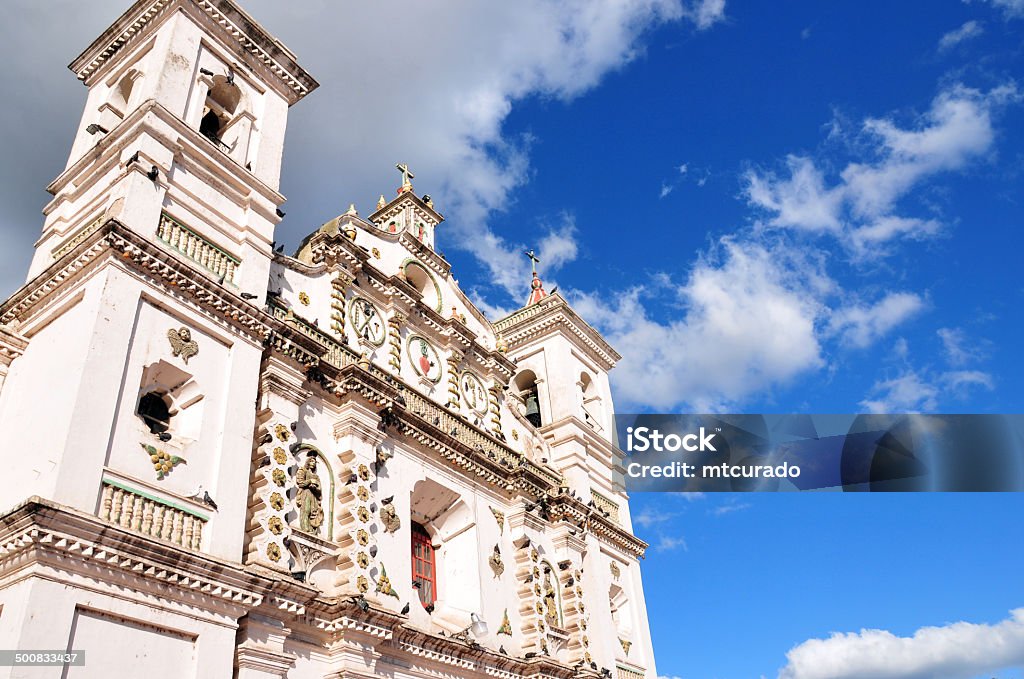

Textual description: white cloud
[860,368,994,413]
[709,501,752,516]
[860,371,940,413]
[683,0,726,29]
[633,507,675,528]
[943,369,995,392]
[828,293,926,348]
[746,84,1018,256]
[659,183,675,199]
[974,0,1024,19]
[937,327,987,366]
[573,237,827,409]
[778,608,1024,679]
[938,20,984,51]
[652,534,688,552]
[571,239,827,411]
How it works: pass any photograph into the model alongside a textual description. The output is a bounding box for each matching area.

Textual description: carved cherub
[379,496,401,533]
[167,327,199,364]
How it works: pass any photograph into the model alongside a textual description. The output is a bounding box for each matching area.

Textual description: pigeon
[400,602,410,615]
[345,473,358,485]
[499,646,507,656]
[381,495,394,505]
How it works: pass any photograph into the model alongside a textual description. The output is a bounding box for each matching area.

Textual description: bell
[525,393,542,428]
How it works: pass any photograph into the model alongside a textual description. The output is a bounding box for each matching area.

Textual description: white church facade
[0,1,656,678]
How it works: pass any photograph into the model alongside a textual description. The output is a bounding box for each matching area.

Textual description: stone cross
[396,163,415,189]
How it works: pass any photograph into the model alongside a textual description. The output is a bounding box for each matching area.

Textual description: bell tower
[0,0,316,561]
[28,0,317,297]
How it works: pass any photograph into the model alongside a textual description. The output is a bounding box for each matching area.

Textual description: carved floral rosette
[334,439,382,599]
[250,419,295,571]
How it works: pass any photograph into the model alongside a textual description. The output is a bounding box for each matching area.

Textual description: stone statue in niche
[167,327,199,364]
[296,456,324,534]
[543,570,560,627]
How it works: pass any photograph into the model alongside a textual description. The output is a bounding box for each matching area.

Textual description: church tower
[0,0,316,666]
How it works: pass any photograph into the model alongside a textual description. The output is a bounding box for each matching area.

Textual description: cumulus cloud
[745,84,1018,257]
[778,608,1024,679]
[571,239,828,411]
[938,20,984,51]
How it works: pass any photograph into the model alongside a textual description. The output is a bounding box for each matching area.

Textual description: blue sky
[2,1,1024,678]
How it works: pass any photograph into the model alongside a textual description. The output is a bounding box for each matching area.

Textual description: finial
[396,163,415,194]
[524,249,547,305]
[377,194,386,210]
[345,203,358,217]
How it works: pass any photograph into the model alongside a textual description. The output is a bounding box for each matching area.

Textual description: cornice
[69,0,318,104]
[0,497,270,610]
[495,296,621,371]
[0,327,28,363]
[0,220,323,367]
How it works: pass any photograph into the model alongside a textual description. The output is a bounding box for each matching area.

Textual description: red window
[411,523,436,607]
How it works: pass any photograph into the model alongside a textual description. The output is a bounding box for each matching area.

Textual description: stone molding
[69,0,319,103]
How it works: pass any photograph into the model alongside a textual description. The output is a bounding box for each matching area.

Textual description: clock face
[349,298,386,346]
[461,372,488,415]
[407,335,442,383]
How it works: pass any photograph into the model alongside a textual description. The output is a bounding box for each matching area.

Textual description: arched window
[610,583,633,642]
[411,522,437,607]
[515,370,542,428]
[109,71,139,116]
[579,372,602,430]
[199,75,241,144]
[137,391,171,434]
[402,260,443,312]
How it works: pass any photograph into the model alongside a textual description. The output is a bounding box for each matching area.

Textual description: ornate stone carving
[166,327,199,364]
[379,497,401,533]
[269,493,284,511]
[272,447,288,464]
[275,423,290,441]
[267,516,283,535]
[330,272,352,340]
[296,456,324,534]
[490,506,505,534]
[489,544,504,577]
[298,291,311,306]
[610,561,621,579]
[271,469,286,486]
[140,443,186,479]
[266,543,281,562]
[357,575,370,593]
[375,565,399,598]
[387,312,405,373]
[497,609,512,636]
[620,638,632,654]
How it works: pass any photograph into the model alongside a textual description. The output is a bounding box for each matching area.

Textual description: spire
[345,203,358,217]
[377,194,387,210]
[396,162,414,194]
[524,249,547,305]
